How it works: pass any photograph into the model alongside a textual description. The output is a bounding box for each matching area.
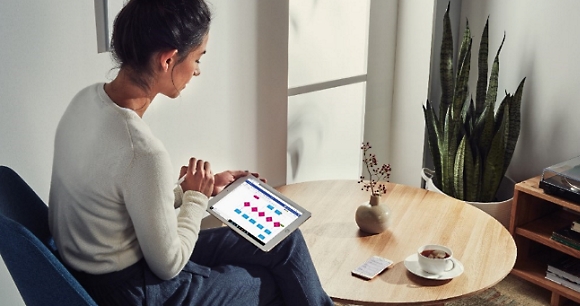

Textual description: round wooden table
[276,180,517,305]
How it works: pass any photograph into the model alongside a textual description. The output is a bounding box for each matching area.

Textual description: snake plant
[423,4,526,202]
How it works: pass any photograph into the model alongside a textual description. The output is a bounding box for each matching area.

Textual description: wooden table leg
[551,292,566,306]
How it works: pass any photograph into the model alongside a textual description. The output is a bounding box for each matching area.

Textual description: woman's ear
[158,49,179,72]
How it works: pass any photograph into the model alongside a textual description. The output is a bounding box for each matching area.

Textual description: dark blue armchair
[0,166,97,306]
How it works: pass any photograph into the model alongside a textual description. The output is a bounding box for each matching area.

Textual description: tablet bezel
[206,175,311,252]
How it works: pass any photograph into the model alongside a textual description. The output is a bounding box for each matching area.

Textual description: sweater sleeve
[174,185,184,209]
[123,145,206,280]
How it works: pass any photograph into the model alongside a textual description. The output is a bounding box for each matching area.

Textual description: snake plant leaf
[495,97,510,175]
[453,135,467,200]
[453,22,472,120]
[482,108,508,201]
[423,3,525,202]
[439,2,454,125]
[494,94,509,153]
[475,17,489,118]
[461,97,475,138]
[485,33,505,109]
[441,107,458,195]
[495,93,509,134]
[503,78,526,171]
[466,144,481,202]
[475,102,495,158]
[457,20,472,81]
[453,134,477,201]
[423,100,443,186]
[452,37,472,120]
[453,140,465,200]
[496,94,514,148]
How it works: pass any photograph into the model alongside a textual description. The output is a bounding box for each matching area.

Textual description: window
[287,0,370,183]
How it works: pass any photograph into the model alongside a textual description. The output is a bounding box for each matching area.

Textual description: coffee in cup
[417,244,454,275]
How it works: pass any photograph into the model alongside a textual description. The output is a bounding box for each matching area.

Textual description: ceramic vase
[355,194,391,234]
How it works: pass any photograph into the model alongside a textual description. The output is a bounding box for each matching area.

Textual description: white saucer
[404,253,464,280]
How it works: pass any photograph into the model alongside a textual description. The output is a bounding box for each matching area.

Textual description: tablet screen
[209,178,303,246]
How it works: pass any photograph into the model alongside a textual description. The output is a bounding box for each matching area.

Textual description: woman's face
[165,34,209,98]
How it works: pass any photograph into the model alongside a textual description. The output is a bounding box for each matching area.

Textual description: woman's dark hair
[111,0,212,90]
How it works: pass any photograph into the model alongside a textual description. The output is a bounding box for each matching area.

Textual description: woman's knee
[203,265,282,306]
[279,229,309,254]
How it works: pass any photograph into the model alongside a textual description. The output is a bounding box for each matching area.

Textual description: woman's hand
[179,158,214,198]
[213,170,266,196]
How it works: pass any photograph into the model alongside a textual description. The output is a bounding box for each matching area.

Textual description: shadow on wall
[287,105,325,182]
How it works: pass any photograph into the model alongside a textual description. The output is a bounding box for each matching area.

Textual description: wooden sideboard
[510,176,580,306]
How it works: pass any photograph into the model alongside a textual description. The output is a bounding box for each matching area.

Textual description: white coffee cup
[417,244,454,275]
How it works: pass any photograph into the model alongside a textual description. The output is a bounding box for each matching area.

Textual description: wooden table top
[276,180,517,305]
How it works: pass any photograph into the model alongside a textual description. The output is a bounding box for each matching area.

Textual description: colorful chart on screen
[207,175,311,252]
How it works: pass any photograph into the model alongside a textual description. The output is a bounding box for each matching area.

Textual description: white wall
[388,0,435,186]
[0,2,110,303]
[0,1,288,304]
[458,0,580,183]
[364,0,398,182]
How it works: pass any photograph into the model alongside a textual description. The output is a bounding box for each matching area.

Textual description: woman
[48,0,333,305]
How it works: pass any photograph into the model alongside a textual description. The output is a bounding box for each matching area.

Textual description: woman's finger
[189,158,198,174]
[203,161,212,174]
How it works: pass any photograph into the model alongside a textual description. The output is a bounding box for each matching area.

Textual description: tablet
[207,175,311,252]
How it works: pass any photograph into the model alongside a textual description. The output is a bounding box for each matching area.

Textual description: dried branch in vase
[358,142,392,196]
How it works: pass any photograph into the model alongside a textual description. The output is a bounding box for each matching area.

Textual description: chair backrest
[0,166,97,306]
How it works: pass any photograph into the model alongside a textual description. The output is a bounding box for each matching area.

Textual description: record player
[540,155,580,204]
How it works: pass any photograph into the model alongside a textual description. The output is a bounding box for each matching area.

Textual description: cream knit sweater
[48,83,207,280]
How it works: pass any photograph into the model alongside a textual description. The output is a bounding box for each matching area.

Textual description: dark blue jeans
[73,228,333,306]
[188,227,333,305]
